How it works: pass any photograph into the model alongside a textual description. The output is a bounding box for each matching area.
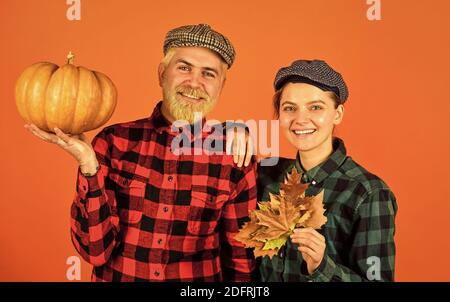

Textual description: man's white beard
[162,84,216,124]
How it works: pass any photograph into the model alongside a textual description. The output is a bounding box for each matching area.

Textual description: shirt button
[163,207,169,213]
[157,238,163,244]
[154,271,160,277]
[168,176,173,182]
[311,180,317,185]
[122,179,128,186]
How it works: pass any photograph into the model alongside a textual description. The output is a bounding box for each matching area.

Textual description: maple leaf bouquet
[235,168,327,259]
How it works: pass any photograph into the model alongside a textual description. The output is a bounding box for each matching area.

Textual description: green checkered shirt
[257,138,397,282]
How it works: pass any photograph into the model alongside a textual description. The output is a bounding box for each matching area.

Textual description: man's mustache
[176,85,210,101]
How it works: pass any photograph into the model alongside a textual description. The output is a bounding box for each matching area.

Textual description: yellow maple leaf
[254,245,279,259]
[263,235,289,251]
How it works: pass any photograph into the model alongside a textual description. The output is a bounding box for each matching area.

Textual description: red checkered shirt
[70,101,257,281]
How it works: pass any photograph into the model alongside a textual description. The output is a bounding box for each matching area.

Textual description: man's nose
[186,71,202,88]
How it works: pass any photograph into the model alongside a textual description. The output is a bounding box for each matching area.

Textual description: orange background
[1,0,449,281]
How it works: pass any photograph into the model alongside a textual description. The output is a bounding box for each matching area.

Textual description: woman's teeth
[293,129,316,135]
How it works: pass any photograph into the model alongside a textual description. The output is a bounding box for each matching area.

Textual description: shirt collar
[148,101,213,138]
[294,137,348,185]
[148,101,172,134]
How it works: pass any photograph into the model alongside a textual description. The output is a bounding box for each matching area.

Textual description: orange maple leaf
[235,167,327,259]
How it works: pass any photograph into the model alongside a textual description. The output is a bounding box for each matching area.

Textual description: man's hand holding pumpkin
[24,123,98,175]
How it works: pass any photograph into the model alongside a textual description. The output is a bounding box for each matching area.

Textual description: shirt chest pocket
[109,173,146,225]
[187,186,229,236]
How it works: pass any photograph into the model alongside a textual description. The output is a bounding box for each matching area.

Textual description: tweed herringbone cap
[163,24,236,68]
[274,60,349,103]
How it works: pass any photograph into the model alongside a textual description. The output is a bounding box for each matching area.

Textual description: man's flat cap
[163,24,236,68]
[274,60,349,103]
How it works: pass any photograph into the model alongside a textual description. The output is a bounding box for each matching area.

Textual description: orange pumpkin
[15,52,117,134]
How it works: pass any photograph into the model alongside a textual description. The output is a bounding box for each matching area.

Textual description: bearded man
[25,24,257,282]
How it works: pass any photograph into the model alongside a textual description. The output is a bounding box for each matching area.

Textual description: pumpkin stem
[67,51,75,64]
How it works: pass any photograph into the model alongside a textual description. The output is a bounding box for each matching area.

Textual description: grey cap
[163,24,236,68]
[274,60,349,103]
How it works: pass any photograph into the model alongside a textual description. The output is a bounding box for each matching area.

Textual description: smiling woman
[257,59,398,282]
[277,83,344,166]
